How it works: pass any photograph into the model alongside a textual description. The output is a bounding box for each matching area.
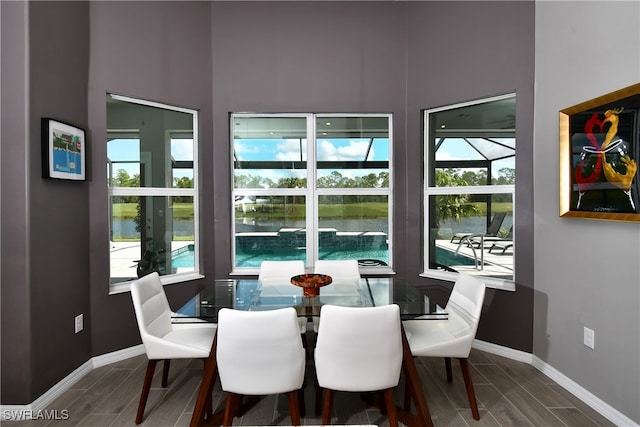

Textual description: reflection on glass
[318,195,389,265]
[234,195,307,267]
[107,104,193,188]
[171,137,194,188]
[107,94,198,288]
[233,116,307,189]
[430,96,515,188]
[109,195,195,284]
[316,116,390,188]
[428,194,513,280]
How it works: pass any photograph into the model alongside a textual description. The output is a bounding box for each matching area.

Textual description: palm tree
[434,169,480,228]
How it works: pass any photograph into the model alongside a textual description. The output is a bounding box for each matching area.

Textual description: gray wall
[3,0,537,408]
[209,1,408,278]
[87,1,215,356]
[534,1,640,422]
[404,1,535,351]
[1,1,91,403]
[1,0,32,404]
[209,1,535,352]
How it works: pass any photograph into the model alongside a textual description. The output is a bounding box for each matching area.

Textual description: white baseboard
[473,339,638,427]
[530,354,638,427]
[92,344,145,368]
[0,345,145,419]
[1,341,636,426]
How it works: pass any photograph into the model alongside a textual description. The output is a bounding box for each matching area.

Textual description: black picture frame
[42,118,86,181]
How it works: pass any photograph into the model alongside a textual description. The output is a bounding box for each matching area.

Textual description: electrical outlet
[583,327,594,349]
[75,314,84,334]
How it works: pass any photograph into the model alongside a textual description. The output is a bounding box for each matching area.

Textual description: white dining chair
[402,273,486,420]
[314,304,403,426]
[258,260,306,295]
[313,259,361,286]
[216,307,306,426]
[129,272,216,424]
[258,260,308,334]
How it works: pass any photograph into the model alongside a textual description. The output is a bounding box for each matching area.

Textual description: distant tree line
[110,169,193,203]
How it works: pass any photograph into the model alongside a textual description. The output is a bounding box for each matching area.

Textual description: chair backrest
[315,304,403,392]
[130,272,173,342]
[258,260,305,283]
[486,212,507,236]
[445,273,486,338]
[314,259,361,285]
[216,307,305,395]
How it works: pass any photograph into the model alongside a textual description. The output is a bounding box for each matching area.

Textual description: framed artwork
[42,118,86,181]
[560,83,640,222]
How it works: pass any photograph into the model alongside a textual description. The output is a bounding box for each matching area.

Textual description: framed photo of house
[42,118,86,181]
[559,83,640,222]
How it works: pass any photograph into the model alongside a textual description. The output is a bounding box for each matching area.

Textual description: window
[107,93,200,293]
[423,94,516,290]
[232,114,392,274]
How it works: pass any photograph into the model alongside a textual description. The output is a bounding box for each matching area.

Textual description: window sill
[108,272,205,295]
[419,270,515,291]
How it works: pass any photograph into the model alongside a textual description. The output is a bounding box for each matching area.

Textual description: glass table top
[173,277,446,322]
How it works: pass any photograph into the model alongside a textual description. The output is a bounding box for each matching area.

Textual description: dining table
[175,277,446,427]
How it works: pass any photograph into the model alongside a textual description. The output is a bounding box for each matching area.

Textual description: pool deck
[110,237,513,282]
[110,241,194,281]
[435,238,513,278]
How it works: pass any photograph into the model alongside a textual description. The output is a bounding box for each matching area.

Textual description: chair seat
[403,321,473,358]
[146,326,215,360]
[403,308,474,359]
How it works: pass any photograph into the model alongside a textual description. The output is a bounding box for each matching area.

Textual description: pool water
[434,247,476,267]
[171,246,472,269]
[172,251,195,268]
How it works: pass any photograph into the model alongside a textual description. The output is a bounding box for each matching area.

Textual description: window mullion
[307,114,317,268]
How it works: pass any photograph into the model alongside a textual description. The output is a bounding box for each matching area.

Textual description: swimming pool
[171,246,473,269]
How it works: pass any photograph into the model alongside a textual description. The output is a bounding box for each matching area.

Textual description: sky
[107,138,194,180]
[107,135,515,184]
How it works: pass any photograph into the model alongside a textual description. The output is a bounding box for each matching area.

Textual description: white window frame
[230,113,394,276]
[421,94,516,291]
[107,94,201,294]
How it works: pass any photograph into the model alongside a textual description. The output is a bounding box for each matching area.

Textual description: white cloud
[276,139,304,161]
[234,140,260,155]
[171,139,193,161]
[317,139,372,161]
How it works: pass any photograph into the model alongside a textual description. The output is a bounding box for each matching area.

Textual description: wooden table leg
[190,331,222,427]
[397,324,434,427]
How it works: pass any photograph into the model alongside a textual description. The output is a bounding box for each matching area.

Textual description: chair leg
[444,357,453,382]
[223,392,240,426]
[199,359,214,418]
[135,359,158,424]
[459,358,480,420]
[297,386,306,418]
[321,388,334,425]
[287,390,302,426]
[403,374,412,411]
[162,359,171,387]
[314,381,322,416]
[382,388,399,427]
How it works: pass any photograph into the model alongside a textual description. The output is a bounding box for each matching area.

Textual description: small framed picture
[559,83,640,222]
[42,118,86,181]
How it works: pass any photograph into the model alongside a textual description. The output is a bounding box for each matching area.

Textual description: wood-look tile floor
[10,348,615,427]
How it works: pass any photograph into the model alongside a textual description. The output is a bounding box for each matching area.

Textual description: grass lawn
[111,202,195,220]
[111,202,390,220]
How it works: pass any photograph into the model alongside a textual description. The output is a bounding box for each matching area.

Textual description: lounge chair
[488,236,513,254]
[450,212,506,244]
[469,225,513,250]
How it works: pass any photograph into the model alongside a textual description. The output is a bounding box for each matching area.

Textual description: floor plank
[17,349,618,427]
